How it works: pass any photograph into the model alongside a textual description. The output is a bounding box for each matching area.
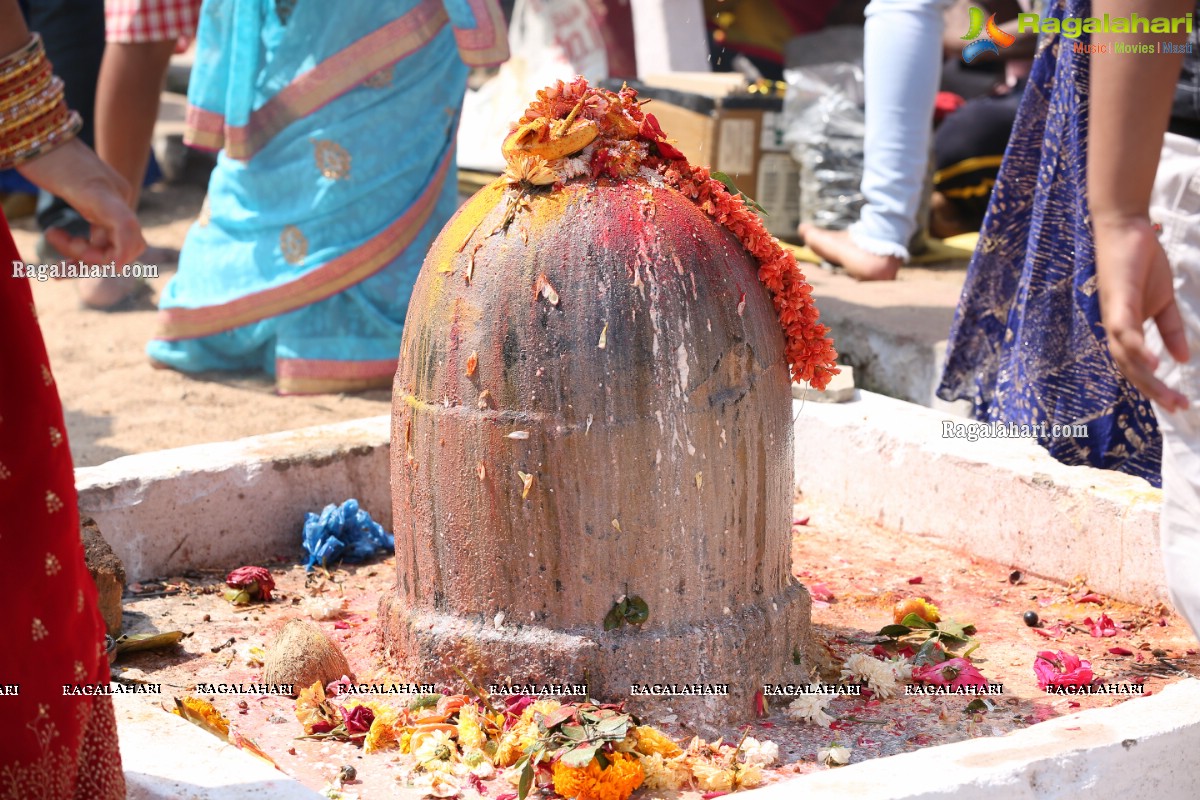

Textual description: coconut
[263,618,354,694]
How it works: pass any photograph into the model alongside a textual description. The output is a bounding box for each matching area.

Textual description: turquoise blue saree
[148,0,507,393]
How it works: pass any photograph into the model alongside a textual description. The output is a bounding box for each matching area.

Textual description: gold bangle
[0,108,81,170]
[0,60,53,114]
[0,35,45,86]
[0,104,71,157]
[0,78,61,127]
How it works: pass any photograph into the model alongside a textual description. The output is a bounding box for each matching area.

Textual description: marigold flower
[363,704,403,754]
[690,761,734,792]
[893,597,940,624]
[505,78,838,388]
[633,725,682,757]
[636,752,690,791]
[456,704,487,751]
[551,751,644,800]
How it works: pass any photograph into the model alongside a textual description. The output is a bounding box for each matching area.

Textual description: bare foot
[78,275,141,309]
[799,223,902,281]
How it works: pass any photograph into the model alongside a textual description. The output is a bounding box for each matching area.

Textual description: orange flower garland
[502,77,839,390]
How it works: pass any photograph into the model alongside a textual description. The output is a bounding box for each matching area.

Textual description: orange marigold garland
[501,77,839,390]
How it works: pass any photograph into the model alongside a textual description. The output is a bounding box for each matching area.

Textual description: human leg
[800,0,949,280]
[1144,132,1200,640]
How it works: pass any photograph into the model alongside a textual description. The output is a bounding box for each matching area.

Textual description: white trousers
[1146,132,1200,642]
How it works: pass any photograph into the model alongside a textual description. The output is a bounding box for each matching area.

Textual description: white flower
[786,693,835,728]
[841,653,908,699]
[740,736,780,767]
[414,730,458,773]
[415,772,461,798]
[817,744,851,766]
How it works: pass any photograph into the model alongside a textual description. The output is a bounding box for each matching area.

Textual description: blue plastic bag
[301,499,394,572]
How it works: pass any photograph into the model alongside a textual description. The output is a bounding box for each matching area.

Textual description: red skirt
[0,213,125,798]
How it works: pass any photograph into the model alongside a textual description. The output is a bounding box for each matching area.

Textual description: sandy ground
[10,182,392,468]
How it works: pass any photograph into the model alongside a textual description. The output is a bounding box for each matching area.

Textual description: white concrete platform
[78,391,1165,607]
[745,679,1200,800]
[76,417,391,582]
[116,693,322,799]
[793,391,1164,606]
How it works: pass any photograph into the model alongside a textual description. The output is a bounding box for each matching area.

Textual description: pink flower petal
[809,583,835,602]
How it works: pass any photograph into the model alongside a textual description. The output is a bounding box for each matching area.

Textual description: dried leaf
[507,430,530,440]
[466,351,478,377]
[477,462,486,481]
[598,324,608,349]
[695,472,703,490]
[477,390,491,409]
[611,519,621,532]
[534,273,560,306]
[518,471,534,499]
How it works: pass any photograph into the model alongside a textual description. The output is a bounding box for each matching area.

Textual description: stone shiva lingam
[381,78,838,725]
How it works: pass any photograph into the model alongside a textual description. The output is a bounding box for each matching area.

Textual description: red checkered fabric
[105,0,203,44]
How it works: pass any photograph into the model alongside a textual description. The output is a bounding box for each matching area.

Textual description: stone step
[805,258,973,416]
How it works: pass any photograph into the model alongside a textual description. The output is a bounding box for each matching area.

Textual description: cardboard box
[608,75,801,240]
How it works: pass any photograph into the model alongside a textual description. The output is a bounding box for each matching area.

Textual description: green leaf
[710,171,768,215]
[594,715,630,737]
[934,619,973,642]
[964,698,994,715]
[878,624,912,638]
[913,637,947,667]
[603,604,624,631]
[559,743,599,768]
[900,613,936,629]
[540,706,576,730]
[561,723,587,741]
[625,596,650,625]
[594,751,611,769]
[517,761,534,800]
[792,647,802,665]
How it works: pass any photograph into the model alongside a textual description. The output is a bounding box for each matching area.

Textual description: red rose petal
[1108,647,1134,656]
[907,576,923,585]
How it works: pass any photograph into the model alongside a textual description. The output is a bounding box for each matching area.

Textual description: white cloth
[1145,131,1200,642]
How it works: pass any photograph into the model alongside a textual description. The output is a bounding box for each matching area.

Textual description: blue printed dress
[937,0,1163,485]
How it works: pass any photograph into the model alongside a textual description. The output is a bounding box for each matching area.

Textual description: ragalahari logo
[961,6,1016,63]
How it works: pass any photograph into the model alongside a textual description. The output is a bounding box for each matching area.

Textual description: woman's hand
[16,137,145,267]
[1094,214,1190,412]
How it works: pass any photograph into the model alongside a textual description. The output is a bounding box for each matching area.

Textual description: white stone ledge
[793,391,1165,605]
[744,678,1200,800]
[76,417,392,582]
[76,392,1166,602]
[116,693,323,799]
